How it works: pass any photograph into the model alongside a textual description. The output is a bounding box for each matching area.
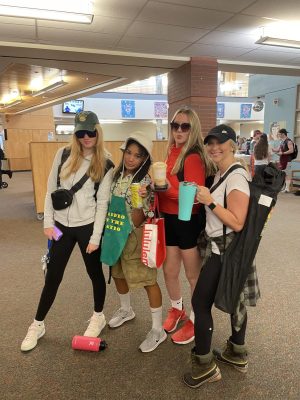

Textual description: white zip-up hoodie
[44,147,113,245]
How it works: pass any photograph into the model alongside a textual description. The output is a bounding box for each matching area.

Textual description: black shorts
[164,213,201,250]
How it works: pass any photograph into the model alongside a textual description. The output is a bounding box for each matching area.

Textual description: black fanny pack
[51,189,74,210]
[51,174,89,210]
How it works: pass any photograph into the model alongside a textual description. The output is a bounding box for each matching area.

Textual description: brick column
[168,57,217,136]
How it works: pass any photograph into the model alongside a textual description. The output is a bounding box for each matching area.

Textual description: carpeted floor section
[0,172,299,400]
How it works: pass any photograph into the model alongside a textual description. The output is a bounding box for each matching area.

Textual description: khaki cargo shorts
[111,227,157,288]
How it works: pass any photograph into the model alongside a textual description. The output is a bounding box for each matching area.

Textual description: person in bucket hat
[120,132,153,161]
[104,131,167,353]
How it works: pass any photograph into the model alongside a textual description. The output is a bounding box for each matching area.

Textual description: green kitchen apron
[100,195,131,266]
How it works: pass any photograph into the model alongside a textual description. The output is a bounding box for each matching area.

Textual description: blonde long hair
[61,123,107,182]
[168,106,215,177]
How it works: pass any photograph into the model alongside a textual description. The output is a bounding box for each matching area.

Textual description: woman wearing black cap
[21,111,113,352]
[272,128,294,170]
[183,124,260,388]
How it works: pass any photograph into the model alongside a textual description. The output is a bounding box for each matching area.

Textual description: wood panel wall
[5,108,55,171]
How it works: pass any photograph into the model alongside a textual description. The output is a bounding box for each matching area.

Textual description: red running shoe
[163,308,187,333]
[171,319,194,344]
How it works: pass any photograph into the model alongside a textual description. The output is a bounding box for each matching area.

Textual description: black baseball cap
[278,128,288,135]
[204,124,237,144]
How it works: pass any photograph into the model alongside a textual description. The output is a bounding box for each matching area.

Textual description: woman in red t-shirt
[158,106,214,345]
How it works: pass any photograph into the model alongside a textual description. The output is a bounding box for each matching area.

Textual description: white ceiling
[2,0,300,113]
[1,0,300,64]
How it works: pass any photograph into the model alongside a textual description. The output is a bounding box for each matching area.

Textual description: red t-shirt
[158,145,206,214]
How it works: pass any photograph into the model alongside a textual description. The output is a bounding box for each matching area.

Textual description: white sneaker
[84,313,106,337]
[21,322,45,352]
[108,307,135,328]
[139,328,167,353]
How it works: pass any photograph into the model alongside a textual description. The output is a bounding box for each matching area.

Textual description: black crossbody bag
[51,148,90,210]
[51,174,89,210]
[51,148,114,210]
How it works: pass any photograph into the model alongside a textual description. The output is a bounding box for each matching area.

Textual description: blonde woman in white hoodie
[21,111,113,352]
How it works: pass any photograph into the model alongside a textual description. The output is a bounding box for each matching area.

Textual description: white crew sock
[33,319,44,326]
[150,306,163,331]
[92,311,103,317]
[119,292,131,311]
[189,310,195,324]
[171,298,183,311]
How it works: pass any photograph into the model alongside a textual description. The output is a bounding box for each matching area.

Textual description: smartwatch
[208,201,217,211]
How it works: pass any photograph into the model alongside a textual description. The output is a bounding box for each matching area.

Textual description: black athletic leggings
[192,253,247,355]
[35,222,106,321]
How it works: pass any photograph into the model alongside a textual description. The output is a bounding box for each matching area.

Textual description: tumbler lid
[99,340,107,350]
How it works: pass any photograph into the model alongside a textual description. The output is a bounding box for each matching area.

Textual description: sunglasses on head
[170,121,191,132]
[75,130,97,139]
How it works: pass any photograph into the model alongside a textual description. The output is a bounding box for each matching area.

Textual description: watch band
[208,201,217,210]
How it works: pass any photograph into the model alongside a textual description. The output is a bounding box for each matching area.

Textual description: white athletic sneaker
[108,307,135,328]
[139,328,167,353]
[84,313,106,337]
[21,322,45,352]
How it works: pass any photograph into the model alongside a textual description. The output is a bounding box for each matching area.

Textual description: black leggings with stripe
[35,222,106,321]
[192,253,247,355]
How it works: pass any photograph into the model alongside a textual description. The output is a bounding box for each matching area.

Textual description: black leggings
[192,253,247,355]
[35,222,106,321]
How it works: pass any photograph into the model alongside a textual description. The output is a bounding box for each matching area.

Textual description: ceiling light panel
[3,99,22,108]
[0,0,94,23]
[32,80,67,97]
[256,36,300,49]
[259,21,300,42]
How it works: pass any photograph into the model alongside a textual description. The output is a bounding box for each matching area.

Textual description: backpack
[290,142,298,160]
[214,162,286,314]
[57,147,114,199]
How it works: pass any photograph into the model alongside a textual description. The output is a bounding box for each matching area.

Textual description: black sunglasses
[170,122,191,132]
[75,130,97,139]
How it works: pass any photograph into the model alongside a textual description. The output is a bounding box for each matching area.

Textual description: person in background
[158,106,214,345]
[268,132,280,165]
[249,129,262,154]
[237,137,246,154]
[241,138,248,154]
[21,111,113,352]
[253,133,270,174]
[245,138,251,155]
[107,132,167,353]
[184,124,259,388]
[0,147,13,184]
[272,128,294,170]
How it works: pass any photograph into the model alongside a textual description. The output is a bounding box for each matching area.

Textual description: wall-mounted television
[62,100,84,114]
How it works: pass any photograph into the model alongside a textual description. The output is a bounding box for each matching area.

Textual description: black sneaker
[8,171,13,179]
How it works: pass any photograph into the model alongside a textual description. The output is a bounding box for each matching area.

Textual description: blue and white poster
[217,103,225,118]
[121,100,135,118]
[240,103,252,119]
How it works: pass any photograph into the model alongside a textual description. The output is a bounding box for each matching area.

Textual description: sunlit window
[107,74,168,95]
[218,72,249,97]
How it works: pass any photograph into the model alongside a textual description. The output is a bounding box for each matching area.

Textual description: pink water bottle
[72,335,107,352]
